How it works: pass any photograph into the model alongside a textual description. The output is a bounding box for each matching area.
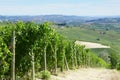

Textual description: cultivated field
[75,41,110,49]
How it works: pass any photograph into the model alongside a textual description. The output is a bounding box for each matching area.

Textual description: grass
[56,27,120,55]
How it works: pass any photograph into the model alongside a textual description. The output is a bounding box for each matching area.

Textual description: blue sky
[0,0,120,16]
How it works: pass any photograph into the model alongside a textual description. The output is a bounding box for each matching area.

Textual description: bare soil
[51,68,120,80]
[75,41,110,49]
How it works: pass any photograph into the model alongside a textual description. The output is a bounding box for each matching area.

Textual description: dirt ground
[75,41,110,49]
[51,68,120,80]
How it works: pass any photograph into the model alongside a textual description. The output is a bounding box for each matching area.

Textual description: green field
[56,27,120,55]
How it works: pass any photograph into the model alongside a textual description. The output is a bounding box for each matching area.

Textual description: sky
[0,0,120,16]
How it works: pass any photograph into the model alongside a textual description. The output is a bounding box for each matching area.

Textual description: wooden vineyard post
[11,30,15,80]
[31,49,35,80]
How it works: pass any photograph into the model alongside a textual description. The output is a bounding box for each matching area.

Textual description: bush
[116,63,120,70]
[36,70,51,80]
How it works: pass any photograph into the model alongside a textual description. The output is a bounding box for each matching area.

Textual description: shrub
[36,70,51,80]
[116,63,120,70]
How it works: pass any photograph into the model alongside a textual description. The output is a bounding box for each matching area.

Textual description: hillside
[1,15,120,26]
[56,27,120,52]
[1,22,110,79]
[56,26,120,70]
[0,15,94,23]
[1,16,120,79]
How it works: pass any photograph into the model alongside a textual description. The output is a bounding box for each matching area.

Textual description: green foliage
[116,63,120,70]
[0,27,12,78]
[0,21,111,79]
[89,52,108,68]
[56,26,120,69]
[109,52,118,69]
[36,70,51,80]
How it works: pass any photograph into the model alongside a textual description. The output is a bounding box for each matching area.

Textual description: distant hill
[1,15,120,26]
[0,15,91,23]
[86,18,120,23]
[0,15,112,23]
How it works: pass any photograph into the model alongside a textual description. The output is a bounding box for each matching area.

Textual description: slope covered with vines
[0,22,108,80]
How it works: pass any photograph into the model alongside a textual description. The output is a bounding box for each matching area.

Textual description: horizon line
[0,14,120,17]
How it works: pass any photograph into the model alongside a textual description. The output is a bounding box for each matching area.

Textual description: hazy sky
[0,0,120,16]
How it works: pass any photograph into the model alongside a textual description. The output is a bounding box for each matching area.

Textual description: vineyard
[0,21,118,80]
